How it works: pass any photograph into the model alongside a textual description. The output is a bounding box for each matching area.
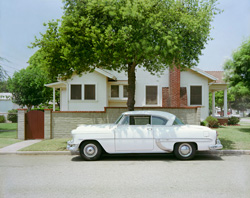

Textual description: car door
[115,115,154,151]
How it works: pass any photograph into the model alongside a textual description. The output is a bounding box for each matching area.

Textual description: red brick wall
[180,87,187,107]
[162,67,187,107]
[169,67,180,107]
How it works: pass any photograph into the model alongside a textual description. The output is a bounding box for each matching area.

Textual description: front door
[115,115,154,151]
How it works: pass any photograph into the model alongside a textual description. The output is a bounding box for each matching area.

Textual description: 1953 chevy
[67,111,222,160]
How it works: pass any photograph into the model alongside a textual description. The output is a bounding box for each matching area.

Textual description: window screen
[111,85,119,98]
[85,85,95,100]
[71,85,82,100]
[123,85,128,98]
[190,86,202,105]
[146,86,157,105]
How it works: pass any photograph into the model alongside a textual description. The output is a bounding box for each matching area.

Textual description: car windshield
[173,117,184,125]
[114,115,123,124]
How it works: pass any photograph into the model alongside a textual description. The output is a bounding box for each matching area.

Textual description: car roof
[122,110,176,119]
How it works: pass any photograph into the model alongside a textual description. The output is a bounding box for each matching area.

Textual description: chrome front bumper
[209,139,223,150]
[67,140,80,155]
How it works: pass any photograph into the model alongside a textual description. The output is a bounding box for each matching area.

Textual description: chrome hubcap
[84,144,98,158]
[179,143,192,157]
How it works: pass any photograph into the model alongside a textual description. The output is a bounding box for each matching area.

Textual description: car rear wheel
[80,141,102,161]
[174,142,196,160]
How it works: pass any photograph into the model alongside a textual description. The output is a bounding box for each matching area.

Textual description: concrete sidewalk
[0,140,70,155]
[0,140,42,154]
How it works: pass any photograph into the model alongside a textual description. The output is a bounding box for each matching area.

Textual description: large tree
[7,67,52,111]
[32,0,219,110]
[224,37,250,89]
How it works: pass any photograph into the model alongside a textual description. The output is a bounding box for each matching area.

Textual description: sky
[0,0,250,77]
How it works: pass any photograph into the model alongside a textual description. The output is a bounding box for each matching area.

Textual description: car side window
[173,117,184,125]
[120,115,129,125]
[152,116,168,125]
[130,116,151,125]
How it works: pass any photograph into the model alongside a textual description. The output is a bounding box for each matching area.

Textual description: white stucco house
[45,67,227,121]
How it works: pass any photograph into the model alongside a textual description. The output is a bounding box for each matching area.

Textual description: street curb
[0,151,71,155]
[197,150,250,155]
[0,150,250,155]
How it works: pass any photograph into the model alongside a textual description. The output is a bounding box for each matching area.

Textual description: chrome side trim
[155,139,172,153]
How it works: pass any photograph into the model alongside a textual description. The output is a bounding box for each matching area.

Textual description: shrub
[7,109,18,123]
[200,120,208,126]
[228,116,240,125]
[205,116,218,128]
[0,115,6,123]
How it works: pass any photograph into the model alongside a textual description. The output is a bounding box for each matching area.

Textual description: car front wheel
[174,142,196,160]
[80,141,102,161]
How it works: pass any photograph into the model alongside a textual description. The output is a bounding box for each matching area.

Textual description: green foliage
[224,37,250,90]
[227,116,240,125]
[7,109,18,123]
[205,116,218,128]
[200,120,208,126]
[0,115,6,123]
[7,67,52,110]
[32,0,220,110]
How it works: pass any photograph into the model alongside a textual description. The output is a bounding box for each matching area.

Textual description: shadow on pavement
[71,153,223,162]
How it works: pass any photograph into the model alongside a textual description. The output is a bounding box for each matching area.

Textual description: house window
[123,85,128,98]
[146,86,158,105]
[111,85,119,98]
[190,86,202,105]
[71,85,82,100]
[84,84,95,100]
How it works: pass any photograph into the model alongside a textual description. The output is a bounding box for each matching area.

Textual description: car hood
[71,124,116,134]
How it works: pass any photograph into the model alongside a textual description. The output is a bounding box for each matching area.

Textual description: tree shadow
[220,138,235,150]
[238,127,250,134]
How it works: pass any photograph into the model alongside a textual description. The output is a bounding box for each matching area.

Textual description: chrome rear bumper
[209,139,223,150]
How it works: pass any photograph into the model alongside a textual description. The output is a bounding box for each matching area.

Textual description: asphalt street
[0,154,250,198]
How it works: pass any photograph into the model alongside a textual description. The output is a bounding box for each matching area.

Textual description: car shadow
[71,153,223,162]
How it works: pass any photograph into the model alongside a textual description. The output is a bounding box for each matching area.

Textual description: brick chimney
[169,66,181,107]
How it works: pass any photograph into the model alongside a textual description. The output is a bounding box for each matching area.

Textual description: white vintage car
[67,111,222,160]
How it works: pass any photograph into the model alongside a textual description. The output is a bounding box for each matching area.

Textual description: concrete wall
[51,107,201,138]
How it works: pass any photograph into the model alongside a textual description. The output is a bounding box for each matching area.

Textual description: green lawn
[217,120,250,150]
[20,138,70,151]
[0,123,21,148]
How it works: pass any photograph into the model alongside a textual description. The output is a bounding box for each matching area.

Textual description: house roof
[95,68,117,80]
[205,71,226,84]
[190,68,217,81]
[45,82,67,89]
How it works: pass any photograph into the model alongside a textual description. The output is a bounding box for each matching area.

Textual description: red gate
[25,110,44,139]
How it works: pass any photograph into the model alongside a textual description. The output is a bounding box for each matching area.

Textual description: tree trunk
[127,63,136,111]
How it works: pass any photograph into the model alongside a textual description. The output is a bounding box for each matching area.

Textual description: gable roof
[190,68,217,81]
[205,71,226,84]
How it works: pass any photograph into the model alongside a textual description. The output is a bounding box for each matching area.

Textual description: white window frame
[144,85,159,106]
[189,85,203,106]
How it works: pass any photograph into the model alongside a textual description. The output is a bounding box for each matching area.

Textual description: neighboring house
[45,67,227,121]
[0,93,19,119]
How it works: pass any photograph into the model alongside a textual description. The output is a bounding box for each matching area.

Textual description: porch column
[53,87,55,111]
[224,89,228,117]
[212,91,216,116]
